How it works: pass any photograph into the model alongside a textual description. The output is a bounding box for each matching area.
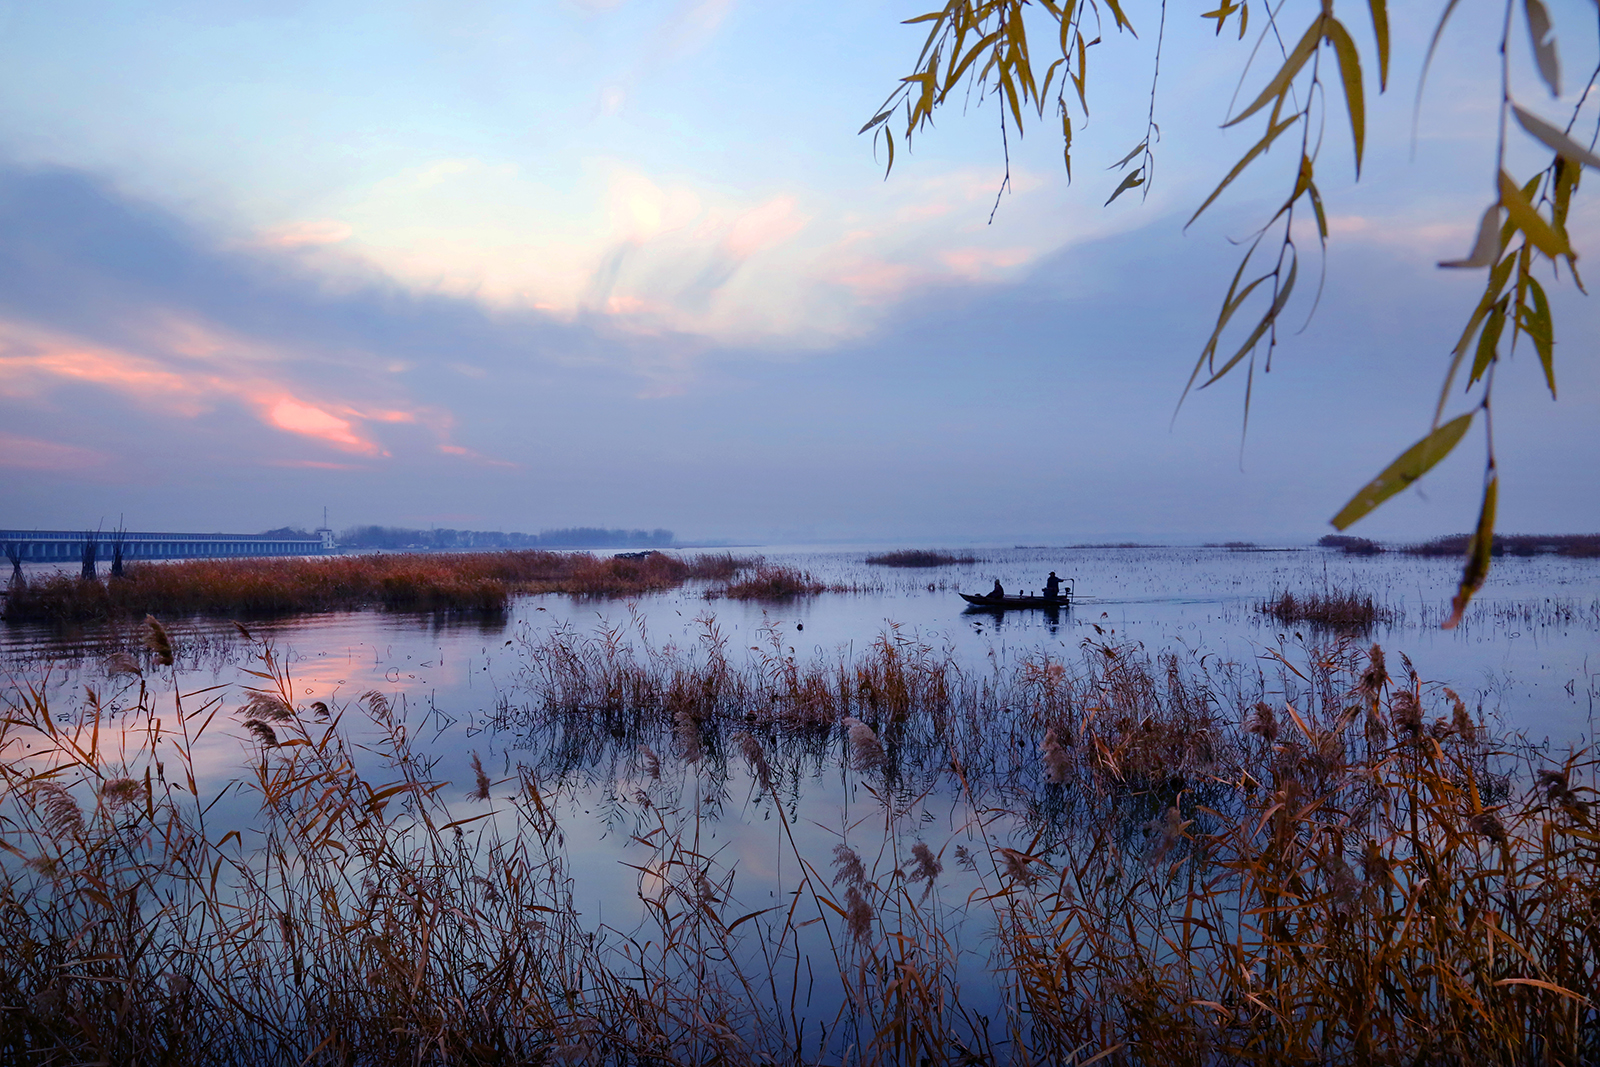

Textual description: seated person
[989,579,1005,600]
[1044,572,1062,600]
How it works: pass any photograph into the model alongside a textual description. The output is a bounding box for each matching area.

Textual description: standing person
[1044,572,1062,601]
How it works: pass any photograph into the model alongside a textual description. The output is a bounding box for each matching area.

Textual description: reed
[1260,587,1394,629]
[3,623,1596,1064]
[1318,534,1385,555]
[863,550,978,568]
[711,564,829,600]
[0,550,756,623]
[1403,532,1600,558]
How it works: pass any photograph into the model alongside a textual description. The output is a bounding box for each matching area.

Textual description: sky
[0,0,1596,544]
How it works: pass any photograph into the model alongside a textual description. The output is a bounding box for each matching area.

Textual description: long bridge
[2,529,333,564]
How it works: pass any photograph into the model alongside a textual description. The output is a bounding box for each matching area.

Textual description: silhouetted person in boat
[1044,572,1062,600]
[989,579,1005,600]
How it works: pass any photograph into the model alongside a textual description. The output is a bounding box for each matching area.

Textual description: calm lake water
[5,543,1599,1044]
[8,542,1595,740]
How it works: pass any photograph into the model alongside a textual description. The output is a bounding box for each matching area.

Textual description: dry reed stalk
[711,564,829,600]
[0,550,759,623]
[3,626,1597,1064]
[863,550,978,568]
[1260,587,1395,629]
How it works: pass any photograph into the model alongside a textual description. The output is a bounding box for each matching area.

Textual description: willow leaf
[940,27,992,87]
[1418,0,1464,121]
[1181,268,1270,407]
[1110,140,1147,169]
[1522,274,1556,397]
[1439,204,1504,268]
[1444,471,1498,629]
[1331,413,1474,530]
[859,107,895,135]
[1105,168,1144,205]
[1204,255,1298,388]
[1368,0,1390,90]
[1189,114,1300,227]
[1523,0,1560,97]
[1325,19,1365,176]
[1308,179,1328,240]
[1226,18,1322,128]
[1499,169,1570,259]
[1469,297,1507,384]
[1512,105,1600,170]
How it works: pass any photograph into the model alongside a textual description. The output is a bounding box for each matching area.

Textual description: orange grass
[2,621,1597,1064]
[0,550,756,623]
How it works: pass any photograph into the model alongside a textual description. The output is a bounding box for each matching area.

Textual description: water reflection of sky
[5,545,1599,1037]
[7,545,1600,755]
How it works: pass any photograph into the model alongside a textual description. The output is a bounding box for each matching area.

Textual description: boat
[960,592,1072,610]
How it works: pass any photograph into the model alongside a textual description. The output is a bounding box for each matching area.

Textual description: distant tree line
[334,526,674,551]
[1319,533,1599,558]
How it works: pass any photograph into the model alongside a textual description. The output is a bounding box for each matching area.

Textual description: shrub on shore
[0,550,756,623]
[863,549,977,568]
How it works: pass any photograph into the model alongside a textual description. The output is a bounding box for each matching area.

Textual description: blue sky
[0,0,1595,543]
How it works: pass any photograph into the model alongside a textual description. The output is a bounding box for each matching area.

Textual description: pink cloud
[724,196,807,259]
[940,246,1034,279]
[0,320,419,458]
[259,220,355,248]
[264,398,381,454]
[833,259,929,302]
[439,443,518,468]
[0,431,110,472]
[265,459,366,470]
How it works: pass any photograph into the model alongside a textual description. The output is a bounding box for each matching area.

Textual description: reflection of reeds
[1,550,756,623]
[3,624,1597,1063]
[864,549,977,567]
[1260,587,1393,629]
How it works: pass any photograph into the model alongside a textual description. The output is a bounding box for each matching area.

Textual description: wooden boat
[960,592,1071,610]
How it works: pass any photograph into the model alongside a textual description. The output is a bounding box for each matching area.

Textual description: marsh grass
[1260,587,1395,630]
[711,564,831,600]
[1404,533,1600,558]
[0,550,756,623]
[863,550,978,568]
[1319,534,1385,555]
[3,618,1598,1065]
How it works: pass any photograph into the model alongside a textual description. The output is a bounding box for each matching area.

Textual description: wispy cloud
[256,220,354,248]
[0,431,111,473]
[0,167,573,466]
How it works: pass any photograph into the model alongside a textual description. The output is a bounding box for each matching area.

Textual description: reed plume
[143,614,174,665]
[469,752,491,800]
